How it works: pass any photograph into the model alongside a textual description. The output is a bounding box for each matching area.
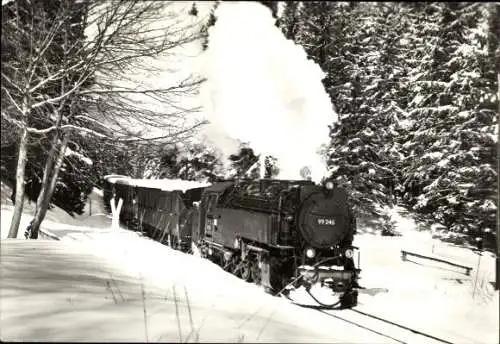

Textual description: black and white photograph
[1,1,498,342]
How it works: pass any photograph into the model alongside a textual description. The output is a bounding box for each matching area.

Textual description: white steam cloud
[200,1,337,183]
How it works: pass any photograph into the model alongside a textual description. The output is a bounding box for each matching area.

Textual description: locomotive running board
[246,243,268,253]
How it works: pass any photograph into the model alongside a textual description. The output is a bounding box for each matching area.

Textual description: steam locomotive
[103,176,360,308]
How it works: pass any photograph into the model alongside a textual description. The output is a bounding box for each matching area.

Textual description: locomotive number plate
[317,218,336,226]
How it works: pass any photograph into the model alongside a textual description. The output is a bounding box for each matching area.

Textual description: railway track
[281,284,456,344]
[318,307,455,344]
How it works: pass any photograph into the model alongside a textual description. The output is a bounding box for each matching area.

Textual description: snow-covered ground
[1,181,498,342]
[0,181,111,240]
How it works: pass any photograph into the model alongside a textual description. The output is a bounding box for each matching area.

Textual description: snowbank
[1,181,110,240]
[351,217,498,344]
[1,232,388,342]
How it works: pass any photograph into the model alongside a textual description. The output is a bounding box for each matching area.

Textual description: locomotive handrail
[400,250,472,276]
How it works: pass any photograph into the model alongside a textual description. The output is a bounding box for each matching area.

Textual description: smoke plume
[200,1,337,183]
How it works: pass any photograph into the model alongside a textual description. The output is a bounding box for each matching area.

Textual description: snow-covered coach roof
[104,175,211,193]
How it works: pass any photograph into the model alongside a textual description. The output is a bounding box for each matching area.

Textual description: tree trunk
[26,134,69,239]
[33,133,59,213]
[26,9,72,238]
[496,71,499,290]
[7,127,29,238]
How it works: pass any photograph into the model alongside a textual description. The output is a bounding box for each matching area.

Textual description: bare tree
[1,0,64,238]
[2,0,206,238]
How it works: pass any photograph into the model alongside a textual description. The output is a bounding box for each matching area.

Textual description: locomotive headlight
[305,247,316,258]
[344,249,354,258]
[325,181,334,190]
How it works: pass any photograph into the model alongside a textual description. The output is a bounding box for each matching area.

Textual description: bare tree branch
[1,86,24,114]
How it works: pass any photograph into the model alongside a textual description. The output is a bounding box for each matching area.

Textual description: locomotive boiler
[103,176,360,308]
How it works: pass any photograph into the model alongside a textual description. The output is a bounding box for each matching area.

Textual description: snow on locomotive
[103,176,360,308]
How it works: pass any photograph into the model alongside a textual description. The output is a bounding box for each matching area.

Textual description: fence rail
[39,229,60,241]
[401,250,472,276]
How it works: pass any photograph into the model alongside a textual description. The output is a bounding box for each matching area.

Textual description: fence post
[111,197,123,230]
[472,250,482,300]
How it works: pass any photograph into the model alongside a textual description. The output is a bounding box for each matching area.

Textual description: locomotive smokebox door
[298,187,351,249]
